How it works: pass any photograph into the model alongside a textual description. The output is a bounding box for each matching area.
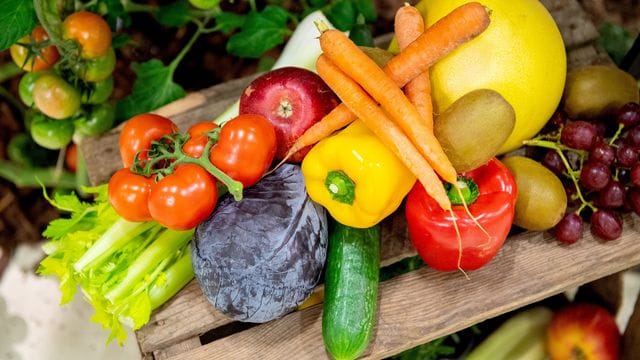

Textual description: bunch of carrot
[287,2,491,210]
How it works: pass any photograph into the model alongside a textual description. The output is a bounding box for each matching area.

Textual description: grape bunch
[529,102,640,244]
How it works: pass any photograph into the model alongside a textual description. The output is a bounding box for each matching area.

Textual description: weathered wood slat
[168,215,640,359]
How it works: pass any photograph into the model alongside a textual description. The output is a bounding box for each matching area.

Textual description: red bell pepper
[405,158,517,271]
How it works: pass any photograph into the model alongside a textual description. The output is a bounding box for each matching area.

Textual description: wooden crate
[81,0,637,359]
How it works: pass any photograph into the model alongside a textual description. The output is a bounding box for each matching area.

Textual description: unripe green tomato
[30,116,75,150]
[76,47,116,82]
[81,76,114,104]
[7,132,58,167]
[18,71,48,106]
[189,0,220,10]
[74,103,115,136]
[23,108,40,132]
[32,73,81,120]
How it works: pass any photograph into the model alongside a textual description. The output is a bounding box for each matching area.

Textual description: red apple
[239,66,340,162]
[547,303,620,360]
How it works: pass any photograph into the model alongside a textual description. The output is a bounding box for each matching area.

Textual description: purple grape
[561,120,597,150]
[542,150,564,176]
[579,161,611,191]
[626,126,640,149]
[553,212,583,245]
[616,141,639,167]
[593,121,608,139]
[627,188,640,216]
[590,209,623,241]
[589,141,615,165]
[596,180,625,208]
[565,182,579,207]
[543,110,568,133]
[617,102,640,127]
[631,163,640,187]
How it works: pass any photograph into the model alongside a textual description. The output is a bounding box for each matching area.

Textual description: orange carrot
[281,103,355,161]
[385,2,491,88]
[316,54,451,210]
[320,28,457,185]
[283,3,489,159]
[395,4,433,131]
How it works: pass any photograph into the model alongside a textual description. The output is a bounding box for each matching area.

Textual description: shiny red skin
[108,168,154,222]
[148,164,218,230]
[239,66,339,162]
[547,303,620,360]
[10,25,60,71]
[119,114,178,168]
[405,158,517,271]
[210,114,276,188]
[182,121,218,158]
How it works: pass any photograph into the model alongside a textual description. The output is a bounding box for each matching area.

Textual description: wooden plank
[137,213,413,354]
[169,215,640,360]
[153,337,202,360]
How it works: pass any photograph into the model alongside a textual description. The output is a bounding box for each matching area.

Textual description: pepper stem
[325,170,356,205]
[445,176,479,206]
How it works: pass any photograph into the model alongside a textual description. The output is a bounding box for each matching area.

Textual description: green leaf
[215,12,245,33]
[353,0,377,22]
[0,0,37,51]
[323,0,356,31]
[226,6,293,58]
[116,59,186,120]
[127,292,152,330]
[227,27,290,58]
[597,22,636,65]
[156,0,192,27]
[111,34,133,49]
[91,0,132,29]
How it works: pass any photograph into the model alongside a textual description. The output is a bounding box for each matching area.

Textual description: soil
[0,0,638,277]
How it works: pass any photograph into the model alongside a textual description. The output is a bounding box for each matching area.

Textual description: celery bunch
[37,185,194,344]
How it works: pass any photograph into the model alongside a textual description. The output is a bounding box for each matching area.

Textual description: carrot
[281,103,355,162]
[316,54,451,211]
[395,4,433,131]
[385,2,491,88]
[320,28,457,185]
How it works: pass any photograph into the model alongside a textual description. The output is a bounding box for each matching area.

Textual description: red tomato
[210,114,276,188]
[148,164,218,230]
[119,114,178,168]
[65,143,78,172]
[108,168,154,222]
[62,11,112,59]
[182,121,218,158]
[10,25,60,72]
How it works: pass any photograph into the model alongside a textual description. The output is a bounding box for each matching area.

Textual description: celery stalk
[149,248,194,310]
[465,307,553,360]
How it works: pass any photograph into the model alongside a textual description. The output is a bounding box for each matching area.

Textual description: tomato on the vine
[210,114,276,188]
[18,71,47,107]
[108,168,154,222]
[74,103,115,137]
[81,76,114,104]
[183,121,218,158]
[32,72,81,119]
[30,116,74,150]
[10,25,60,72]
[119,113,178,168]
[65,143,78,172]
[62,11,112,59]
[148,164,218,230]
[75,47,116,82]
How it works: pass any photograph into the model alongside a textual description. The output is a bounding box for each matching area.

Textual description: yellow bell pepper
[301,120,416,228]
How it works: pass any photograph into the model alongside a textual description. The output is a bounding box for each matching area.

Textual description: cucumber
[322,223,380,360]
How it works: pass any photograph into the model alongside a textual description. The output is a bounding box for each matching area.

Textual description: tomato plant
[210,114,277,188]
[62,11,112,59]
[10,25,59,72]
[81,77,114,104]
[32,72,81,120]
[65,143,78,172]
[74,47,116,82]
[74,103,115,137]
[183,121,218,158]
[119,113,178,168]
[30,116,74,150]
[148,164,218,230]
[189,0,221,10]
[18,71,46,107]
[108,168,154,222]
